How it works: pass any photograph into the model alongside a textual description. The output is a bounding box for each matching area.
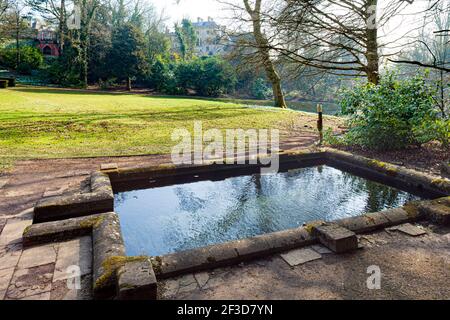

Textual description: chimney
[208,17,213,22]
[198,17,203,22]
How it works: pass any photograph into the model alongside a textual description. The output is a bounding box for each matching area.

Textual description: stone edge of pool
[23,148,450,300]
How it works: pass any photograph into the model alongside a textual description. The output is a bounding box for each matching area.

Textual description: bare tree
[266,0,415,85]
[221,0,287,108]
[2,0,30,68]
[390,0,450,73]
[392,0,449,116]
[0,0,9,20]
[242,0,287,108]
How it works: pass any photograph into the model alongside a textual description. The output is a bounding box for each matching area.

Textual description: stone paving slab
[53,236,92,282]
[280,248,322,267]
[18,243,57,269]
[50,275,92,300]
[0,268,14,300]
[6,263,54,300]
[0,243,22,271]
[19,291,51,300]
[194,272,210,288]
[396,224,427,237]
[0,218,32,246]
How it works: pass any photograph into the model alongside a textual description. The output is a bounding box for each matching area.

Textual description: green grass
[0,86,311,170]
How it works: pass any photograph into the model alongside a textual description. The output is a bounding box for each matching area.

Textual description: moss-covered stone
[368,159,387,169]
[94,255,148,290]
[23,225,33,236]
[150,256,163,275]
[304,220,325,235]
[368,160,398,176]
[431,178,450,191]
[403,202,421,218]
[79,215,105,229]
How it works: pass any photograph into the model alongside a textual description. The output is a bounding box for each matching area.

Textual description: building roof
[192,18,218,29]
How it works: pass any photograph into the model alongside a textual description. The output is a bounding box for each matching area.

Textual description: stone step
[117,259,157,300]
[312,224,358,253]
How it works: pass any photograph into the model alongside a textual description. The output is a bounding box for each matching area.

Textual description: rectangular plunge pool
[114,165,426,256]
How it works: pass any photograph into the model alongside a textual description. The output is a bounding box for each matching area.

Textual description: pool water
[114,165,421,256]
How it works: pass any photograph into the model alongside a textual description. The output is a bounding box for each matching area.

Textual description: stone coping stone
[108,148,449,199]
[334,202,428,234]
[324,148,450,196]
[22,214,100,247]
[100,163,118,171]
[117,258,157,300]
[34,172,113,223]
[419,203,450,225]
[153,227,316,279]
[108,151,326,183]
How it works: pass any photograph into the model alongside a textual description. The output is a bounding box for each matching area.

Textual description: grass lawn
[0,86,332,171]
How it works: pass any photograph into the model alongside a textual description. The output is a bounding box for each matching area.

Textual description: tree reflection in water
[114,166,420,256]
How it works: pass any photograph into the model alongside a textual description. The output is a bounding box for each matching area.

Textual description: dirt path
[160,222,450,300]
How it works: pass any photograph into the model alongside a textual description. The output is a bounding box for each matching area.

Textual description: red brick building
[36,29,59,57]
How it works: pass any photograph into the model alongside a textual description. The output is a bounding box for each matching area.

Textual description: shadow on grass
[11,87,234,104]
[0,104,265,123]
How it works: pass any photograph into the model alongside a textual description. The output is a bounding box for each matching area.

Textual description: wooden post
[317,104,323,145]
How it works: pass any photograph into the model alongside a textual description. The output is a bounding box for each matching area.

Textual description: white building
[169,17,230,57]
[192,17,227,56]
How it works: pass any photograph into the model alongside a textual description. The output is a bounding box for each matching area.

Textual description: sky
[150,0,430,34]
[149,0,433,53]
[150,0,226,27]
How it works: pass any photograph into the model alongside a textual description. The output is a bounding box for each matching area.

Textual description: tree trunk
[15,19,20,69]
[82,44,88,87]
[366,0,380,85]
[80,4,89,88]
[271,79,286,108]
[243,0,287,108]
[439,70,446,117]
[59,0,66,54]
[127,77,131,91]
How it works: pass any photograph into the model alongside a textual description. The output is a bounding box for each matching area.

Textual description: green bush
[0,46,43,74]
[417,118,450,148]
[339,73,439,150]
[41,43,83,87]
[175,57,237,97]
[147,58,181,94]
[251,78,272,100]
[147,57,236,96]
